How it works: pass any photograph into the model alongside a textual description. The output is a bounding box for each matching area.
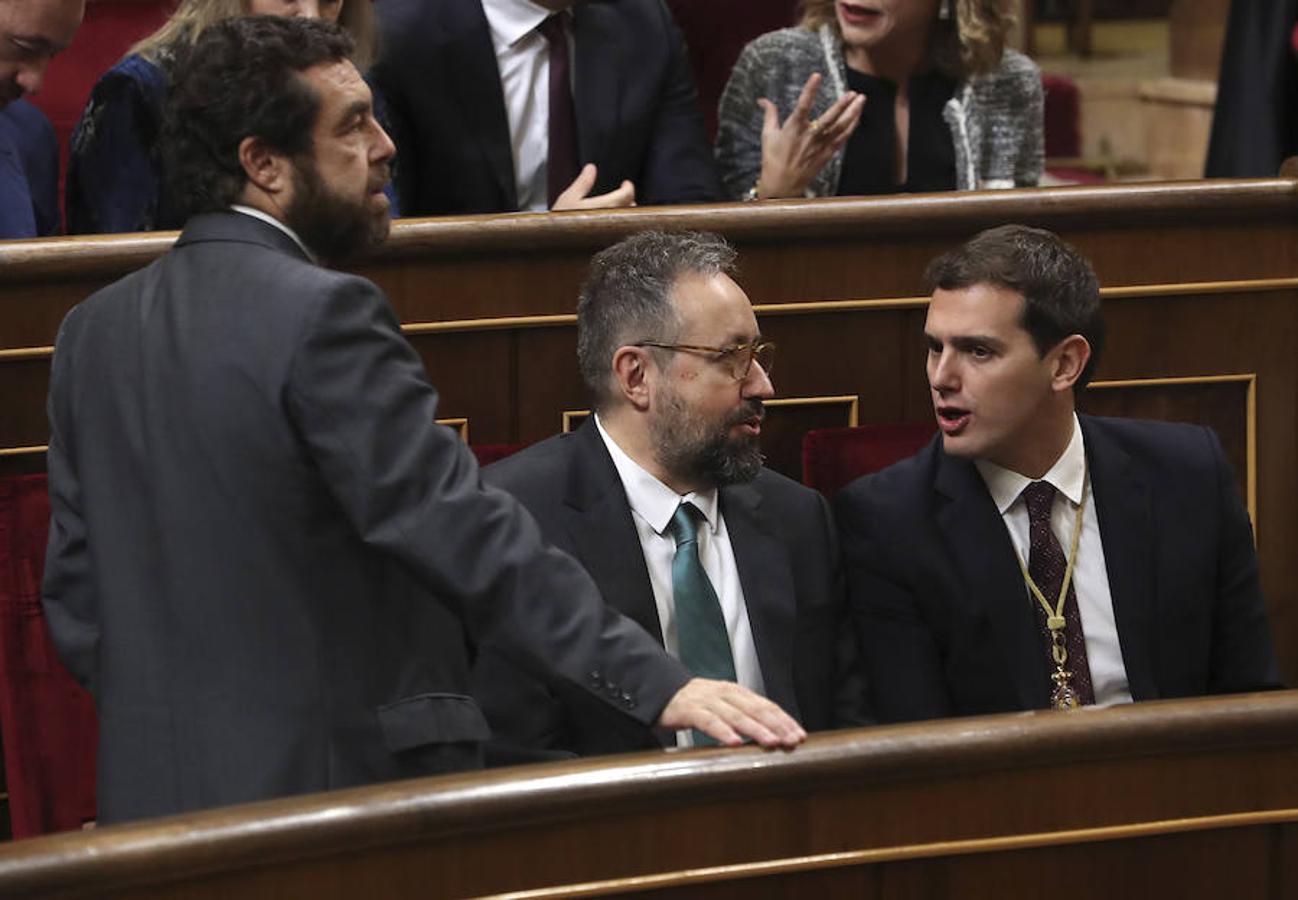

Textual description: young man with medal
[835,224,1281,722]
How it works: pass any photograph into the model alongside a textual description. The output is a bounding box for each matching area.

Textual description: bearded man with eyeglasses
[474,230,869,761]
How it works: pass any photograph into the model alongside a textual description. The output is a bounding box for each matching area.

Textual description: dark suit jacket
[371,0,722,215]
[834,415,1280,723]
[42,212,690,823]
[0,100,59,238]
[473,422,866,757]
[1205,0,1298,177]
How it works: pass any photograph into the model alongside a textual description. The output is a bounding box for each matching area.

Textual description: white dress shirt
[974,414,1133,707]
[481,0,575,212]
[229,204,314,262]
[595,415,765,746]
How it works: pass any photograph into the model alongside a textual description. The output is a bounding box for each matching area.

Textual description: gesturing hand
[552,163,637,210]
[656,677,807,749]
[754,72,865,200]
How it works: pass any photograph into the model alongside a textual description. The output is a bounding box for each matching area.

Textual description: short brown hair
[924,225,1105,389]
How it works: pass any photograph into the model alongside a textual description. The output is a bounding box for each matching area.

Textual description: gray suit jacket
[473,422,867,758]
[42,212,690,823]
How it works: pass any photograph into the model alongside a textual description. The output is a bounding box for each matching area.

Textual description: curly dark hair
[161,16,355,221]
[924,224,1106,390]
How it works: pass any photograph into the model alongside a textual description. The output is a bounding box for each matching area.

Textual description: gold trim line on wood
[475,806,1298,900]
[0,445,46,458]
[0,346,53,362]
[436,417,469,443]
[765,394,861,427]
[6,278,1297,359]
[1088,372,1258,528]
[1102,277,1298,298]
[562,395,861,433]
[402,313,575,335]
[395,277,1298,334]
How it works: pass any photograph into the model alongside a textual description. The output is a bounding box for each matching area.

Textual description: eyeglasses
[634,340,776,381]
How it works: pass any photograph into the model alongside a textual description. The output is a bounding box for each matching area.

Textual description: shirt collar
[481,0,555,48]
[229,204,316,263]
[594,414,720,537]
[975,413,1086,514]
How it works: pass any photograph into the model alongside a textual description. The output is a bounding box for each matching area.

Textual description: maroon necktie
[1022,481,1095,705]
[538,14,579,206]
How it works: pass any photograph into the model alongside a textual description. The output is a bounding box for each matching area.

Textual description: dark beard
[652,394,765,488]
[284,157,390,265]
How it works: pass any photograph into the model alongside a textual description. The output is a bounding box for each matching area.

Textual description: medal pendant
[1050,668,1080,710]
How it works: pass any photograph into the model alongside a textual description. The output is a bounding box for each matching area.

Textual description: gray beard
[649,392,765,488]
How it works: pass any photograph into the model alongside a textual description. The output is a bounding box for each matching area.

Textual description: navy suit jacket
[835,415,1280,723]
[42,212,691,822]
[0,100,59,238]
[372,0,721,215]
[474,422,867,757]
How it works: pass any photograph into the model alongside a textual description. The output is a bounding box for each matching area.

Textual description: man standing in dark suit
[475,231,866,757]
[41,18,802,825]
[371,0,721,215]
[835,225,1279,723]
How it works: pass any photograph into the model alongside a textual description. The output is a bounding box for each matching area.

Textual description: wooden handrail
[2,177,1296,281]
[1,690,1295,897]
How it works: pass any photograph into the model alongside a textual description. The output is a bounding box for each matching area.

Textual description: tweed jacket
[714,25,1043,199]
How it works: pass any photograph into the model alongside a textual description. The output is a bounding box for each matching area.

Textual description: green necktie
[670,502,737,747]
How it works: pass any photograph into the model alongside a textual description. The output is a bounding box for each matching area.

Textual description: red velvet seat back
[0,475,98,838]
[801,423,936,498]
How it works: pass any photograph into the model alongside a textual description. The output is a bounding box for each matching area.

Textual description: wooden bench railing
[0,690,1295,898]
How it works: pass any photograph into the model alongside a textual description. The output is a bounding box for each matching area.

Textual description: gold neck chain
[1011,473,1089,710]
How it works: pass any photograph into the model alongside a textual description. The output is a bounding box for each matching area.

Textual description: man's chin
[939,431,980,459]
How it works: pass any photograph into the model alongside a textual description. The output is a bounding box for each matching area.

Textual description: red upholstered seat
[801,423,936,498]
[470,443,527,468]
[0,475,98,838]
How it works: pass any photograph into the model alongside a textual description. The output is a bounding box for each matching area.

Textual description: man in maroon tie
[835,224,1280,722]
[371,0,722,216]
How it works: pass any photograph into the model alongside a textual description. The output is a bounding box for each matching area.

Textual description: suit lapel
[561,424,662,641]
[440,0,517,208]
[934,449,1051,710]
[721,483,800,719]
[1081,416,1158,700]
[571,2,621,190]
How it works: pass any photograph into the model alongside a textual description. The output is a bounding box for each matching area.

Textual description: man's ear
[1050,334,1092,392]
[611,345,654,412]
[237,136,290,196]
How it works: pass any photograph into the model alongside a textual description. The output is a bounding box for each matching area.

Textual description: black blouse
[836,68,958,196]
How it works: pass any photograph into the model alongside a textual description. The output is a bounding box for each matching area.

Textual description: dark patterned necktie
[1022,481,1095,705]
[537,14,579,207]
[669,502,736,746]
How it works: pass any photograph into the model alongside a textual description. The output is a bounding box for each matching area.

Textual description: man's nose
[744,360,775,399]
[372,121,397,164]
[16,59,52,97]
[929,350,959,392]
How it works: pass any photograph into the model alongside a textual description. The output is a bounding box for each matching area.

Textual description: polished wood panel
[0,692,1295,898]
[3,180,1297,683]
